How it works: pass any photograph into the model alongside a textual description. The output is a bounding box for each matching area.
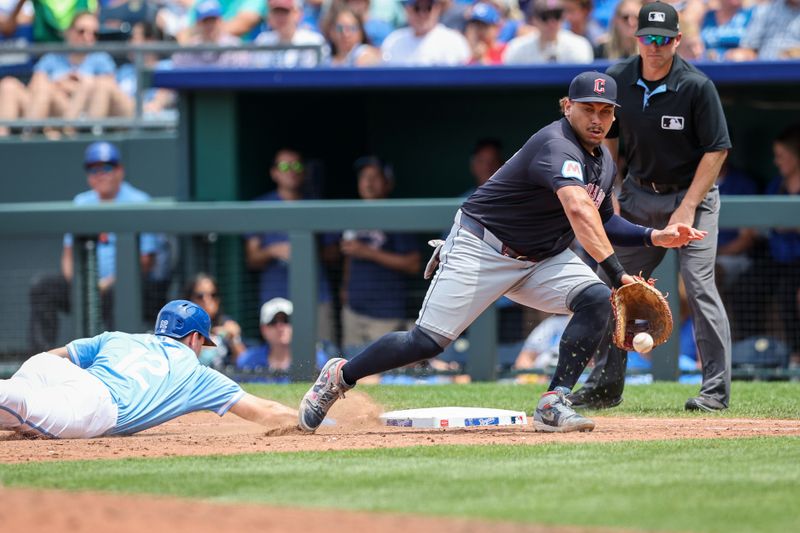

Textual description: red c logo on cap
[594,78,606,94]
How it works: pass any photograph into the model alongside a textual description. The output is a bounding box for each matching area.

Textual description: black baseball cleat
[685,396,727,412]
[567,388,623,410]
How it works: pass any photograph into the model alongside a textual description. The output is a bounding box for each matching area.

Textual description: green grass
[2,438,799,533]
[245,381,800,419]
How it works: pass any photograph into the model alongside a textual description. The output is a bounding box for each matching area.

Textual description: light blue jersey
[67,332,244,436]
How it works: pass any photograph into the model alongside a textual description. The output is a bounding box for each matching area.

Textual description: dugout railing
[1,196,798,382]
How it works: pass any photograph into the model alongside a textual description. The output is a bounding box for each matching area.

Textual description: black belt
[456,210,531,261]
[631,176,689,194]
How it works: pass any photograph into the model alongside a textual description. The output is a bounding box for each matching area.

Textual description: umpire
[569,1,732,412]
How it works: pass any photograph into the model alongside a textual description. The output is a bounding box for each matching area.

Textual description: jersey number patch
[561,160,584,182]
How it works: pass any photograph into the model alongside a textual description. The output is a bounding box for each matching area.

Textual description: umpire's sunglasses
[638,35,673,47]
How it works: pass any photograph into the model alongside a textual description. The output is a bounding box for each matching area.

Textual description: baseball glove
[423,239,445,280]
[611,276,673,351]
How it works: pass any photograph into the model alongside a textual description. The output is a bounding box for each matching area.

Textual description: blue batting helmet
[154,300,216,346]
[84,141,121,168]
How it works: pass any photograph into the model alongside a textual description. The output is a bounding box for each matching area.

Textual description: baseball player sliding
[0,300,296,438]
[299,71,706,433]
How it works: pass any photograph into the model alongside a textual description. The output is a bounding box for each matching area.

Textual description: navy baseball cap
[469,3,501,25]
[195,0,222,20]
[84,141,121,168]
[569,72,620,107]
[636,1,680,37]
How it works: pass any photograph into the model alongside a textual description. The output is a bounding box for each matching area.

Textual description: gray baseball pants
[584,178,731,406]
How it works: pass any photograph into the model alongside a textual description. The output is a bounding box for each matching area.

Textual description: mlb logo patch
[649,11,666,22]
[661,116,684,130]
[561,160,584,182]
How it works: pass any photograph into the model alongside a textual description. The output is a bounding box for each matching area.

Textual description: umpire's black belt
[630,176,690,194]
[455,210,530,261]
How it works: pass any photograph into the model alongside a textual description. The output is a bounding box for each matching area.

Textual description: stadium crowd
[0,0,799,134]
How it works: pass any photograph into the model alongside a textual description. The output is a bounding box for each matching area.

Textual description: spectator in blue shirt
[700,0,753,61]
[340,156,421,353]
[731,123,800,365]
[27,12,119,137]
[28,141,172,354]
[236,297,333,381]
[244,148,337,344]
[728,0,800,60]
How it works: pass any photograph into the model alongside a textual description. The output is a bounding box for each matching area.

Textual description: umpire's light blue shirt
[67,332,244,436]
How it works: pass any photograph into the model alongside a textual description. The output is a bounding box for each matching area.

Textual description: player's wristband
[644,228,654,247]
[599,253,626,288]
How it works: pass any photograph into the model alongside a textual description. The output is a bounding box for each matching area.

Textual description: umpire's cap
[84,141,121,168]
[568,72,620,107]
[154,300,216,346]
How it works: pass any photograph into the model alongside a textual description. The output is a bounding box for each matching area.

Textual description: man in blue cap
[28,141,172,353]
[298,72,708,434]
[3,300,296,438]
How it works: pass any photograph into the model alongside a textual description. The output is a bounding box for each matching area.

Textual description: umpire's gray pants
[585,178,731,406]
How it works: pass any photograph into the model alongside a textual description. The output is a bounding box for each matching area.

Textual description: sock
[341,327,443,385]
[549,283,612,391]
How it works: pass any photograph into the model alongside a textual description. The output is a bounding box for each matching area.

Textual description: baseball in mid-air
[633,332,654,353]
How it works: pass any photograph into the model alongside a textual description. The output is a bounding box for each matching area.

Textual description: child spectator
[464,2,506,64]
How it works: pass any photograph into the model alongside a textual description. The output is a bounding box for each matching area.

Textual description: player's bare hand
[652,223,707,248]
[620,273,637,286]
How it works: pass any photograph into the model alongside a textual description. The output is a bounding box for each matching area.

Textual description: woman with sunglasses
[594,0,642,60]
[0,11,117,138]
[571,1,733,414]
[323,7,381,66]
[183,273,247,368]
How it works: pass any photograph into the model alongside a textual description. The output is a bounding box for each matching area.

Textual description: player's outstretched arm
[227,392,298,427]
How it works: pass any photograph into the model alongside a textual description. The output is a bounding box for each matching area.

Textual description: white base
[379,407,527,429]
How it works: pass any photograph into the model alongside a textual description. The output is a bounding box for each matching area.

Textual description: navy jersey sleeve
[693,79,732,152]
[529,139,588,191]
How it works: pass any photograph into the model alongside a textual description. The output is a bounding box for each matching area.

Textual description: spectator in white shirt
[503,0,594,63]
[381,0,470,65]
[253,0,329,67]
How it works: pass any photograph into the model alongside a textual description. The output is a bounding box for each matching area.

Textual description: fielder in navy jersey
[0,300,296,439]
[298,71,707,433]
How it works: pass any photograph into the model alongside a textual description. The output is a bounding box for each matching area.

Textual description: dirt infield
[3,391,800,463]
[2,391,799,533]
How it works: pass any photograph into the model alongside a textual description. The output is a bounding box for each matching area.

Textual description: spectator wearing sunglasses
[323,5,381,66]
[594,0,642,60]
[244,148,337,345]
[380,0,470,65]
[570,1,733,413]
[28,141,173,354]
[184,272,247,368]
[504,0,594,64]
[0,11,118,138]
[236,298,334,380]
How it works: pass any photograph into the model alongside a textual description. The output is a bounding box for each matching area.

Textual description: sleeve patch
[561,160,584,182]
